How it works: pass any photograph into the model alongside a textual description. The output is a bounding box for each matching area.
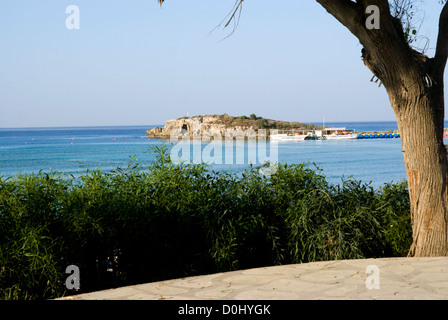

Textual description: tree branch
[315,0,364,38]
[435,2,448,74]
[224,0,244,28]
[316,0,414,86]
[315,0,404,49]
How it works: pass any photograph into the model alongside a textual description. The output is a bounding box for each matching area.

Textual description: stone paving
[59,257,448,300]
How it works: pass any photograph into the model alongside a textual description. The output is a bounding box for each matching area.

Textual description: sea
[1,121,445,188]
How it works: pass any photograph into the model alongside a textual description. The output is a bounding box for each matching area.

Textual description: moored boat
[269,129,314,141]
[319,127,359,140]
[269,127,359,141]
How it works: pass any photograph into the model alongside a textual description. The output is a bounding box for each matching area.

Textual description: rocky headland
[146,114,313,139]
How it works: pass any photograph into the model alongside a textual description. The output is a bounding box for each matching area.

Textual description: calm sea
[1,121,446,188]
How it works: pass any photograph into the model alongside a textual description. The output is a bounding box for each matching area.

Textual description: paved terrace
[59,257,448,300]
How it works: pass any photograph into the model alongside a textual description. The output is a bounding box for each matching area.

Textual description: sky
[0,0,446,128]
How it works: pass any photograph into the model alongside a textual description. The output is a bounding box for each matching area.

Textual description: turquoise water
[0,126,158,177]
[277,139,405,187]
[0,121,436,188]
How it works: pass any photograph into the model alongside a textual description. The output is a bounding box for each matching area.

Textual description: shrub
[0,145,412,299]
[249,114,258,121]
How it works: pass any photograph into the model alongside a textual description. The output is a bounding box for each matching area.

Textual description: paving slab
[58,257,448,300]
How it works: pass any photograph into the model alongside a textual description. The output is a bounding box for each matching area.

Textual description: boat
[269,127,359,141]
[269,129,314,141]
[318,127,359,140]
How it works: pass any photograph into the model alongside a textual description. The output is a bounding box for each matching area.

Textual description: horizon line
[0,120,404,130]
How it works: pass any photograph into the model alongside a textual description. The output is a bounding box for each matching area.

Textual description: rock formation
[146,114,312,140]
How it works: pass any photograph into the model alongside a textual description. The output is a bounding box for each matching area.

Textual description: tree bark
[316,0,448,256]
[392,83,448,257]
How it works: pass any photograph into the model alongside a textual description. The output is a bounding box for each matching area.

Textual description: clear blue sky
[0,0,446,128]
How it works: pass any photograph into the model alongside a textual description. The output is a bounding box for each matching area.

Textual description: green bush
[0,145,411,299]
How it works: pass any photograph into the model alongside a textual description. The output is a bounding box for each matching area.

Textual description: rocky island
[146,114,314,139]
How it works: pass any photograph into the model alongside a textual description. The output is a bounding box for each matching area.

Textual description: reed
[0,145,411,299]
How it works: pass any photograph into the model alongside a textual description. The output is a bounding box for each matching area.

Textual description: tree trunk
[390,83,448,256]
[316,0,448,256]
[362,8,448,257]
[367,49,448,257]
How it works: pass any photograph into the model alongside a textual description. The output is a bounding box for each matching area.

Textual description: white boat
[319,127,359,140]
[270,130,314,141]
[269,127,359,141]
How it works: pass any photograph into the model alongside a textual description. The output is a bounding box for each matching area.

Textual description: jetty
[357,131,401,139]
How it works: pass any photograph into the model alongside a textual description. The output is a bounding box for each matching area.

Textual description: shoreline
[146,129,403,140]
